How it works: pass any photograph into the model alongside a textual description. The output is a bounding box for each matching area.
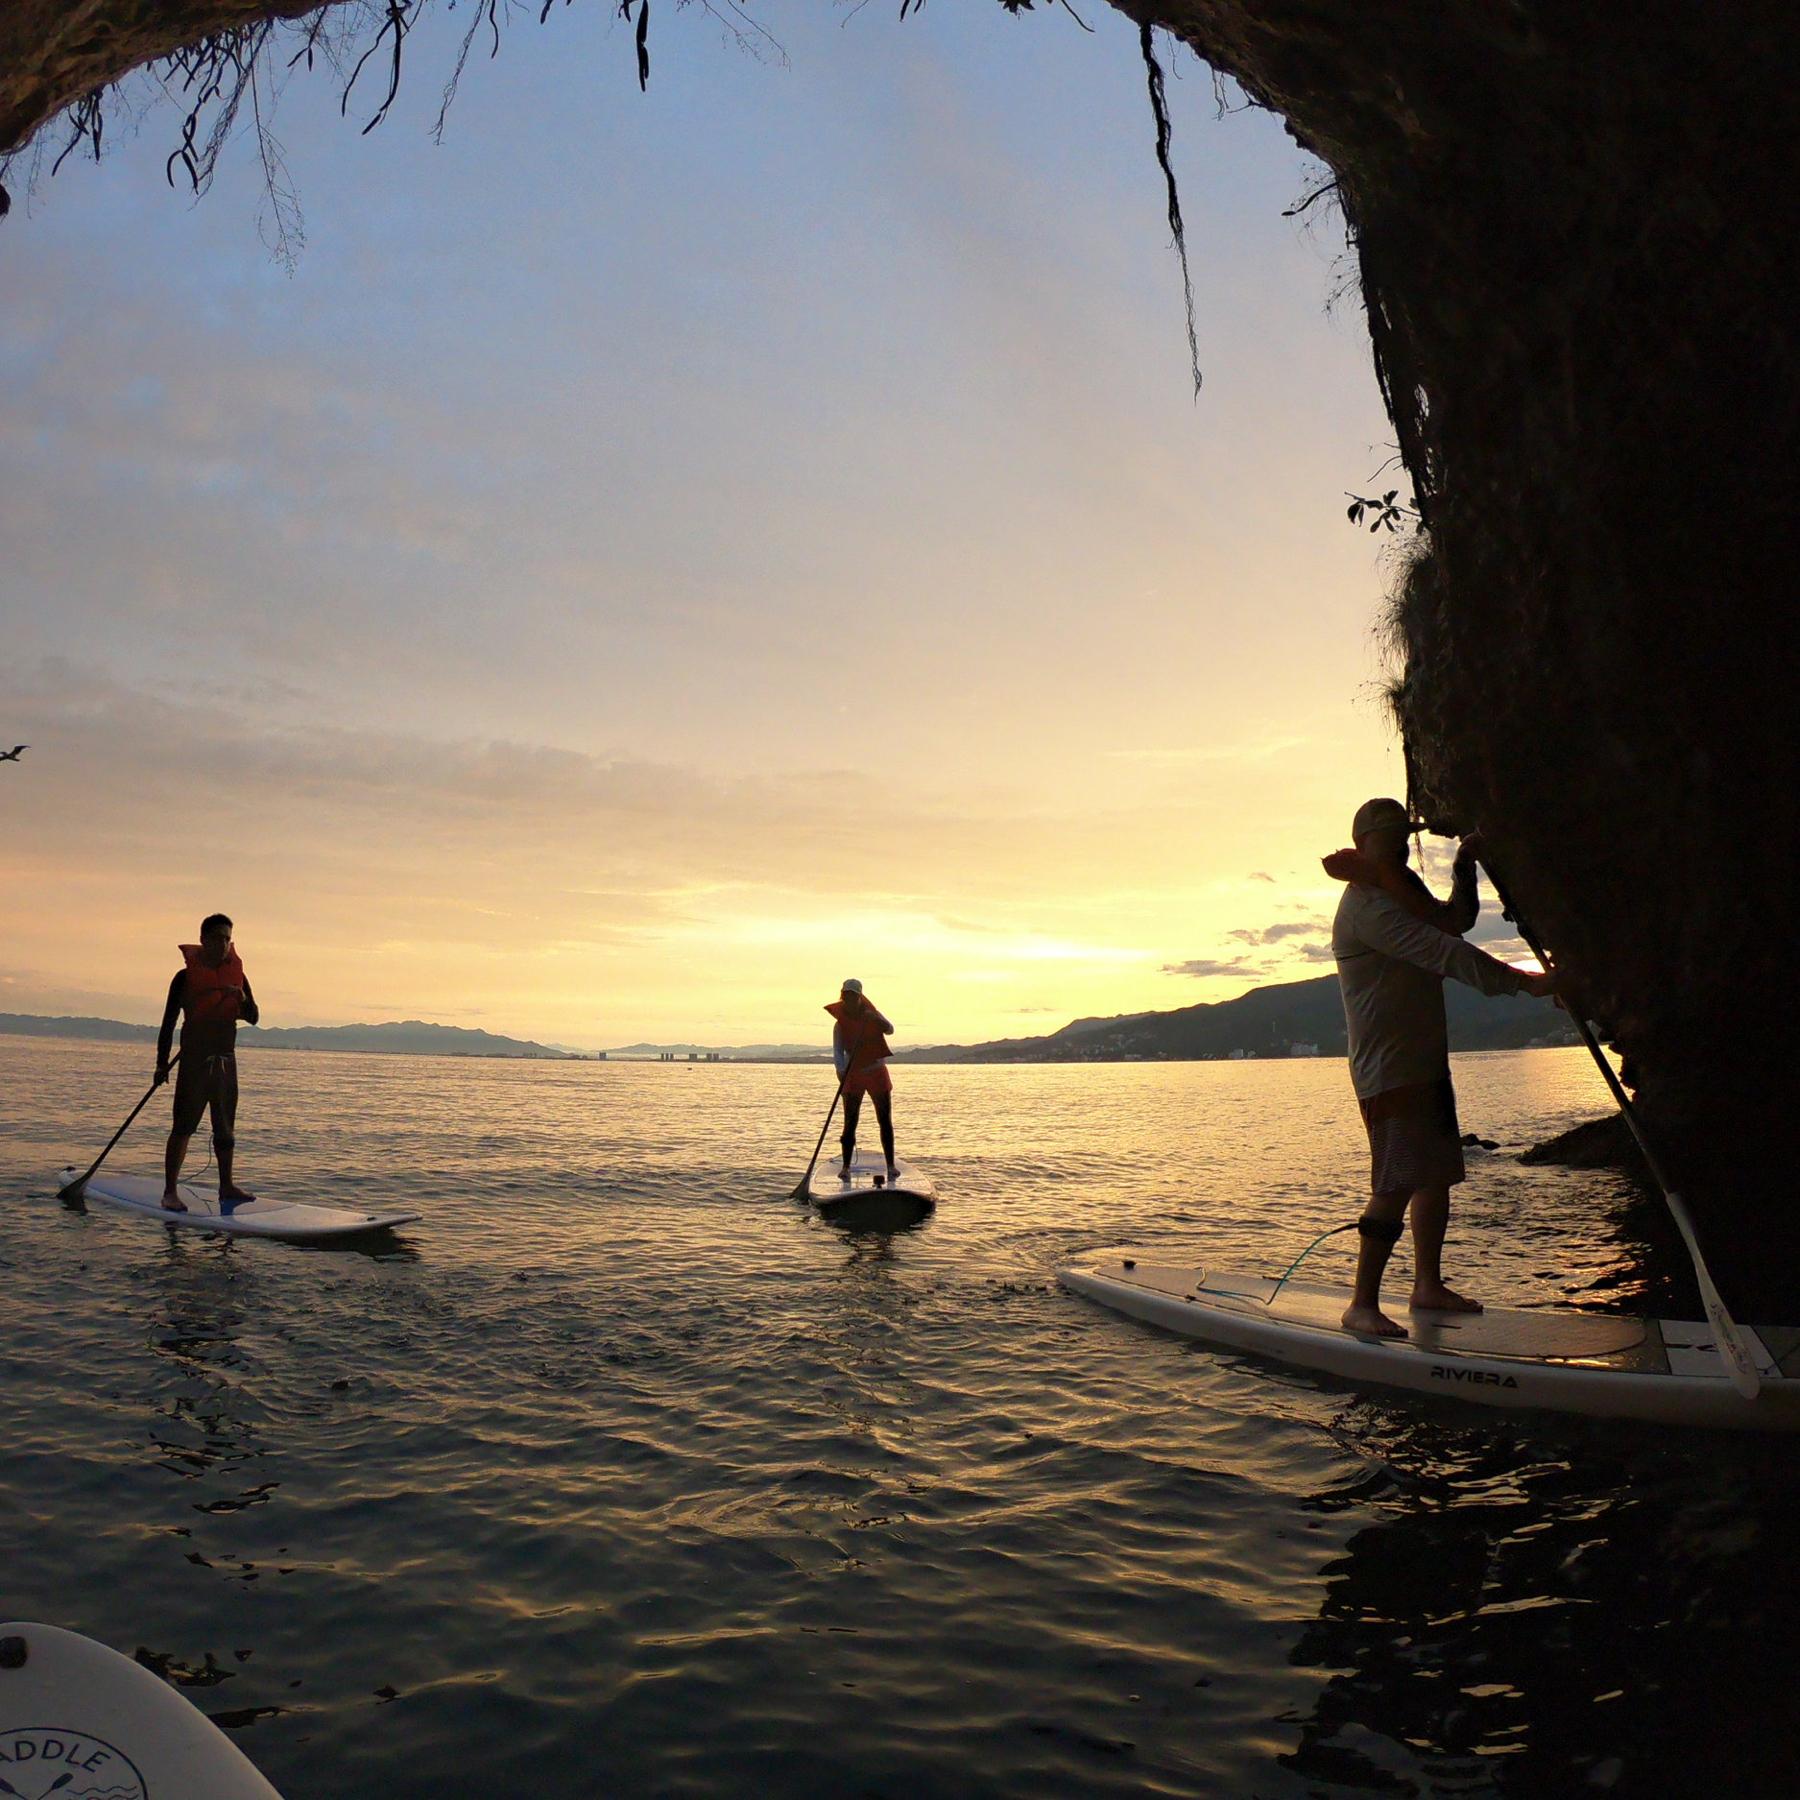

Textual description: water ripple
[4,1039,1796,1797]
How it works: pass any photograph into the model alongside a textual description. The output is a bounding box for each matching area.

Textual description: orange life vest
[825,999,891,1071]
[180,943,246,1028]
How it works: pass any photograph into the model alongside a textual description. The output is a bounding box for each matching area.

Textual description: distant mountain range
[890,973,1576,1064]
[0,1014,574,1059]
[2,972,1577,1068]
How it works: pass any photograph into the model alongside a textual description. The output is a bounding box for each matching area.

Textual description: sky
[0,1,1514,1051]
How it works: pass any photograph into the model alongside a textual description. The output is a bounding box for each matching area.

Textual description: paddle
[1483,857,1762,1399]
[58,1050,180,1201]
[788,1028,866,1201]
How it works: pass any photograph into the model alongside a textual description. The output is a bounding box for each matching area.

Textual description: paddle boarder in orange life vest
[153,913,261,1213]
[825,979,898,1179]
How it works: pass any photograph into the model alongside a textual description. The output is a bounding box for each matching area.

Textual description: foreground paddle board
[1059,1252,1800,1431]
[62,1169,419,1242]
[805,1151,936,1226]
[0,1620,283,1798]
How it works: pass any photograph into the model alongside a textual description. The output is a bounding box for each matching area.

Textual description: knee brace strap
[1357,1215,1403,1246]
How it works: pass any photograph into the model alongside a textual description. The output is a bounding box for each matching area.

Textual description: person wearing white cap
[1328,798,1557,1338]
[823,978,899,1179]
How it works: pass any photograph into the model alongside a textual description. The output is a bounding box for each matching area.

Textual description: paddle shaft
[789,1029,867,1199]
[58,1051,181,1199]
[1483,859,1761,1398]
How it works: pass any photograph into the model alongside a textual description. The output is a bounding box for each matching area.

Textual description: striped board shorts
[1359,1076,1466,1197]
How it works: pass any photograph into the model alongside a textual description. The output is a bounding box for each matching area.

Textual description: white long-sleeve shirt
[1333,884,1530,1099]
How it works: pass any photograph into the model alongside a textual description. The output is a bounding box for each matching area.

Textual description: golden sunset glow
[1,5,1452,1051]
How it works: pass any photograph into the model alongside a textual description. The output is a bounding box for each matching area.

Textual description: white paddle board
[61,1169,418,1242]
[1060,1251,1800,1431]
[805,1150,936,1225]
[0,1620,284,1798]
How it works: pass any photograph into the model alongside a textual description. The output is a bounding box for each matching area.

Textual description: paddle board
[1059,1251,1800,1431]
[61,1169,418,1242]
[805,1150,936,1226]
[0,1620,284,1798]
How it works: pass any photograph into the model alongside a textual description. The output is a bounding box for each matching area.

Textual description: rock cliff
[1110,4,1799,1297]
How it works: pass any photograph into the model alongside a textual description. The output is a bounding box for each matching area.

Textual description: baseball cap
[1351,797,1414,841]
[841,978,864,994]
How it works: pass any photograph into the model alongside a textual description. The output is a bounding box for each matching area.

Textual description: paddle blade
[1665,1188,1762,1399]
[1699,1277,1763,1399]
[56,1173,87,1201]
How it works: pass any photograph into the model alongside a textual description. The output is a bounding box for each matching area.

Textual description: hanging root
[1139,23,1201,398]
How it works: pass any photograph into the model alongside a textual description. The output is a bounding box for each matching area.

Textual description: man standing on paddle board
[1327,799,1555,1338]
[153,913,260,1213]
[826,979,898,1179]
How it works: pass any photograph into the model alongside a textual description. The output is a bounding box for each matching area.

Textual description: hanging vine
[1139,23,1202,398]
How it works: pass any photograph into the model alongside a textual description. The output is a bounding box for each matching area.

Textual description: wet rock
[1520,1116,1637,1169]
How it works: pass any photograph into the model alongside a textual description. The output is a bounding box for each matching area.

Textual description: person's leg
[213,1059,254,1208]
[874,1090,896,1173]
[162,1129,192,1210]
[839,1089,863,1170]
[163,1067,205,1209]
[1407,1184,1480,1312]
[1341,1193,1408,1336]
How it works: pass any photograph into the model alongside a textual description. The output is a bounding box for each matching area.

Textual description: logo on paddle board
[0,1728,148,1799]
[1431,1364,1519,1389]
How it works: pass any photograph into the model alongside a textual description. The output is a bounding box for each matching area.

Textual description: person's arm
[1322,846,1377,885]
[868,1004,894,1036]
[1356,890,1546,996]
[240,977,260,1027]
[832,1019,849,1077]
[1324,848,1478,936]
[1324,850,1440,924]
[155,972,184,1079]
[1443,841,1481,936]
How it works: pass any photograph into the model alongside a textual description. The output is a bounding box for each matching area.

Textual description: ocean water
[2,1037,1795,1799]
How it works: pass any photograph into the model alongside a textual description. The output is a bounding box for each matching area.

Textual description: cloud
[1209,891,1535,972]
[1248,871,1276,883]
[0,658,1176,1033]
[1471,931,1533,964]
[1162,957,1259,979]
[1172,907,1342,980]
[1228,920,1325,946]
[0,268,493,688]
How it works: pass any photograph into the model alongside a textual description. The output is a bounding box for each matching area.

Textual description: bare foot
[1342,1303,1407,1339]
[1410,1284,1483,1314]
[221,1185,257,1204]
[160,1192,188,1213]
